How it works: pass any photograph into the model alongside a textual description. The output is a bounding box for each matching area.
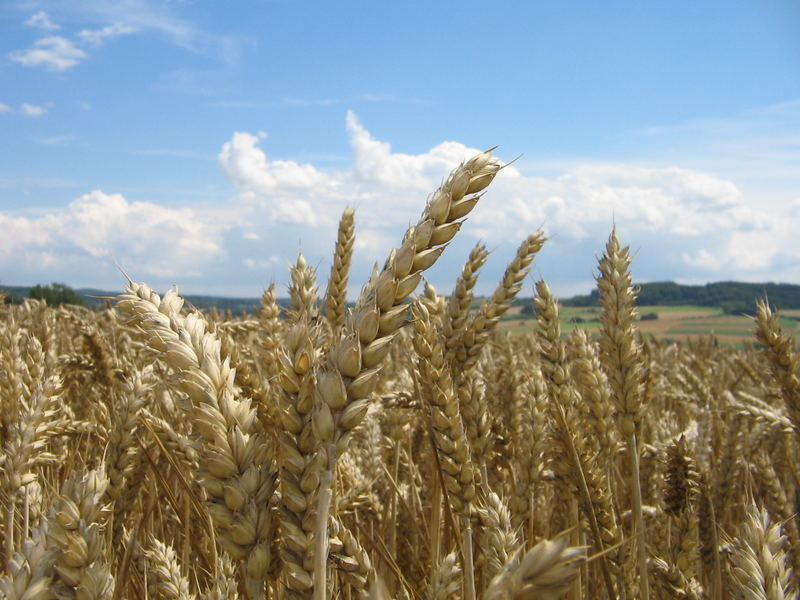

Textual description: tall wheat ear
[324,207,356,333]
[305,149,502,600]
[597,228,650,600]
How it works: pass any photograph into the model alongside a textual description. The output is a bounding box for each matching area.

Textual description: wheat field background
[1,150,798,600]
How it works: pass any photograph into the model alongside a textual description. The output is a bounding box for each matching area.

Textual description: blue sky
[1,1,799,298]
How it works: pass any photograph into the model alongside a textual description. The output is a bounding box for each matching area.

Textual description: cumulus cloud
[9,36,87,71]
[5,112,798,296]
[215,112,800,294]
[220,132,332,194]
[218,111,492,230]
[0,104,10,113]
[0,191,230,282]
[218,131,338,226]
[469,164,769,242]
[345,110,486,189]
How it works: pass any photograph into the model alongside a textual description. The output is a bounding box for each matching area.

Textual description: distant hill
[4,280,799,315]
[559,281,800,314]
[1,285,267,314]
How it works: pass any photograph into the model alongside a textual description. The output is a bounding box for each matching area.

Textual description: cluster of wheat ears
[1,150,799,600]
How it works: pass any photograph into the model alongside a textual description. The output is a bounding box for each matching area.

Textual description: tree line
[560,281,800,314]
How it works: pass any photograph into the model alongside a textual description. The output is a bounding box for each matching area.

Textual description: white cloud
[345,110,482,189]
[26,11,60,31]
[11,12,135,73]
[214,112,800,294]
[0,191,230,281]
[21,1,247,65]
[218,111,501,235]
[242,256,281,270]
[77,23,136,45]
[472,164,766,241]
[21,103,46,117]
[218,132,338,226]
[625,98,800,214]
[38,135,76,146]
[0,103,50,117]
[9,36,87,71]
[5,112,798,296]
[220,132,331,193]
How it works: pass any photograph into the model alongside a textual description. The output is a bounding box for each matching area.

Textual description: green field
[500,304,800,343]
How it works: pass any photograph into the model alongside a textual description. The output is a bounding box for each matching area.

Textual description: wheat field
[1,150,798,600]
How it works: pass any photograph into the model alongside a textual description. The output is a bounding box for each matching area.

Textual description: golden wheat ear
[485,534,587,600]
[324,208,356,333]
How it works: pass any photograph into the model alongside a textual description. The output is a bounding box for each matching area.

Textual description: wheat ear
[458,374,492,486]
[329,517,373,596]
[116,284,277,599]
[452,232,545,374]
[429,552,462,600]
[276,268,326,597]
[308,150,500,600]
[204,554,241,600]
[107,369,147,547]
[412,301,478,504]
[565,329,617,468]
[663,435,700,582]
[597,228,649,600]
[755,299,800,433]
[412,300,478,600]
[144,537,196,600]
[325,208,356,332]
[443,242,489,358]
[0,528,52,600]
[259,283,283,383]
[651,558,704,600]
[728,501,797,600]
[1,332,63,562]
[477,491,521,583]
[256,283,283,430]
[534,280,618,599]
[485,534,587,600]
[46,468,115,600]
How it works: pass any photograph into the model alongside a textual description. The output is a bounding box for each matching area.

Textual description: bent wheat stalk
[307,150,501,600]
